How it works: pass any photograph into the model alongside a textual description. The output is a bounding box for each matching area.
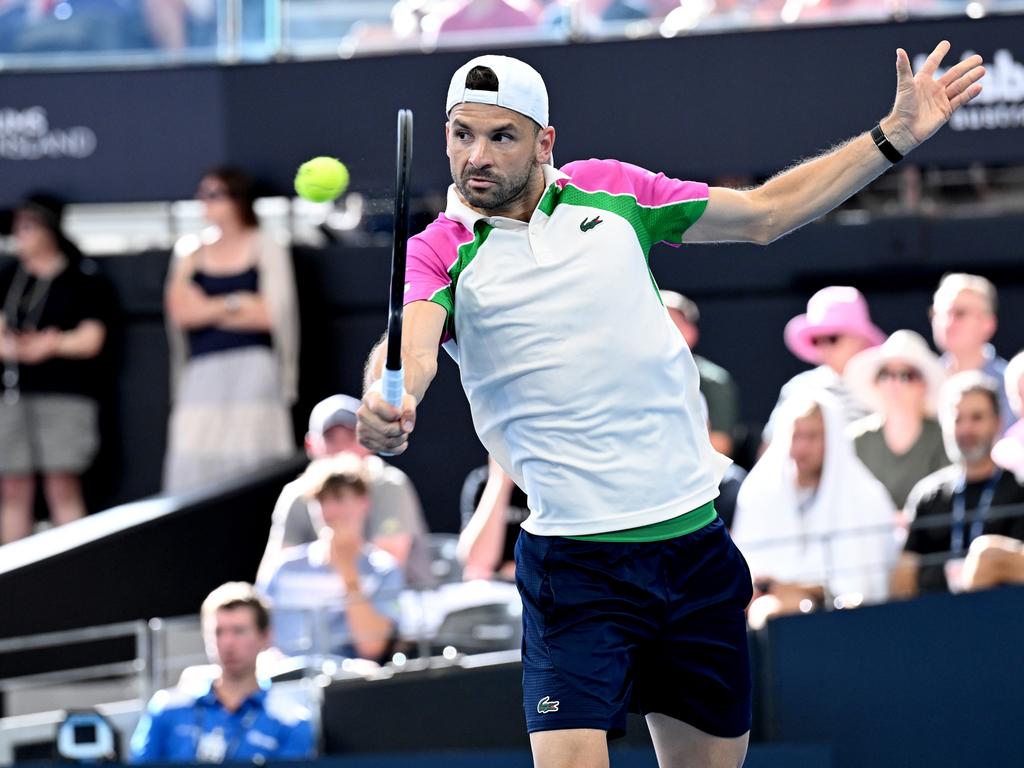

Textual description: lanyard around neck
[950,469,1003,554]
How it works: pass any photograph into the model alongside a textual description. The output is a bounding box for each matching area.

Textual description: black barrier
[2,15,1023,206]
[0,454,306,641]
[759,585,1024,768]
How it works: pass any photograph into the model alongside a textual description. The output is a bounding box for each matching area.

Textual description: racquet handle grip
[379,366,405,458]
[382,365,405,410]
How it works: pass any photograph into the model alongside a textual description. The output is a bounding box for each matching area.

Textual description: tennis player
[357,46,984,768]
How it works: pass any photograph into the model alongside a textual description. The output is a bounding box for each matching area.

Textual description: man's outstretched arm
[357,300,447,455]
[684,41,985,245]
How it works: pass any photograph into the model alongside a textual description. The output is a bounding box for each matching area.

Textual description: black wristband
[870,123,904,164]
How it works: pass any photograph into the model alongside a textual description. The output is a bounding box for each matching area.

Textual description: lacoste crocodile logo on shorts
[537,695,560,714]
[579,216,603,232]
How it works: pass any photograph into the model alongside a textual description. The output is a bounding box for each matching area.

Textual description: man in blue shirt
[130,582,316,763]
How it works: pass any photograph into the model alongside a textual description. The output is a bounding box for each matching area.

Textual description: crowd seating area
[2,0,1024,66]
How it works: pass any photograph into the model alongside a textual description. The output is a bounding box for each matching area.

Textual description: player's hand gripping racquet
[382,109,413,415]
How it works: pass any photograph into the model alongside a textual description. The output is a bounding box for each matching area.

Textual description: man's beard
[956,438,995,464]
[454,160,536,212]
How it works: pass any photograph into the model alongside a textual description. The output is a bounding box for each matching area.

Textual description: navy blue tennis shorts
[515,516,754,739]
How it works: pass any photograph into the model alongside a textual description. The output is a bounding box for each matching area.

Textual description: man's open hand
[882,40,985,155]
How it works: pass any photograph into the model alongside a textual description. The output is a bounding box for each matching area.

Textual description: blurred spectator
[660,0,756,36]
[763,286,884,443]
[895,372,1024,596]
[141,0,216,51]
[695,392,746,530]
[457,454,528,581]
[257,394,431,587]
[992,350,1024,480]
[423,0,540,44]
[163,167,298,493]
[733,393,896,627]
[129,582,315,763]
[930,273,1015,430]
[0,194,114,543]
[844,330,949,509]
[961,533,1024,592]
[0,0,151,54]
[662,290,740,457]
[257,455,403,662]
[773,0,892,26]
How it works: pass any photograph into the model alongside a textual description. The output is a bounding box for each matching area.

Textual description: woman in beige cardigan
[163,168,299,493]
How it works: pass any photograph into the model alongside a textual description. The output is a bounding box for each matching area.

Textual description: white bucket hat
[843,330,947,417]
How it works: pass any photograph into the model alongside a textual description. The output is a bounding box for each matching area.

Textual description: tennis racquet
[381,108,414,411]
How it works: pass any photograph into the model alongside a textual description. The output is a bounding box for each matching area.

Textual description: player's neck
[460,167,546,223]
[794,471,820,489]
[214,672,260,712]
[963,456,998,483]
[947,347,987,372]
[215,219,252,242]
[21,250,66,278]
[883,410,923,451]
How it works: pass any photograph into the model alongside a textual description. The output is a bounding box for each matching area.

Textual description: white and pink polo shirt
[405,158,729,536]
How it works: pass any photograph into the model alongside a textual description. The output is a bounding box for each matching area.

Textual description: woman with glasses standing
[163,168,299,493]
[0,194,114,542]
[844,330,950,509]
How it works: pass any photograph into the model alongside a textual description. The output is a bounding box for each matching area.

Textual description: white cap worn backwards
[445,55,549,128]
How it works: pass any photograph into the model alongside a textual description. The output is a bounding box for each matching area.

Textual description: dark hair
[940,371,1001,421]
[203,166,259,228]
[16,193,84,265]
[465,66,500,92]
[201,582,270,633]
[463,66,541,134]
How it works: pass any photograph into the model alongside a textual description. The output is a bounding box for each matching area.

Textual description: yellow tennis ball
[294,157,349,202]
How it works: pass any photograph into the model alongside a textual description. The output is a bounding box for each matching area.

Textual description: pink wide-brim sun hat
[843,330,948,417]
[784,286,886,364]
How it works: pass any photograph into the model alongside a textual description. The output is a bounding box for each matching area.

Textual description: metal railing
[734,499,1024,605]
[0,616,204,707]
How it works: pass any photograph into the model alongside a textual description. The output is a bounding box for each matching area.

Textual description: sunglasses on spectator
[876,368,923,383]
[810,334,841,347]
[196,187,230,201]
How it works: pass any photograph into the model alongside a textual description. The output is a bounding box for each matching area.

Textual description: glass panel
[0,0,271,69]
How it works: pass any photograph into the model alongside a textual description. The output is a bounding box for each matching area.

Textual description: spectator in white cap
[257,394,432,587]
[763,286,885,443]
[844,330,950,509]
[930,273,1015,430]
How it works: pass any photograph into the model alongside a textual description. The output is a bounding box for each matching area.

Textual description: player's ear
[444,122,453,158]
[536,125,555,165]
